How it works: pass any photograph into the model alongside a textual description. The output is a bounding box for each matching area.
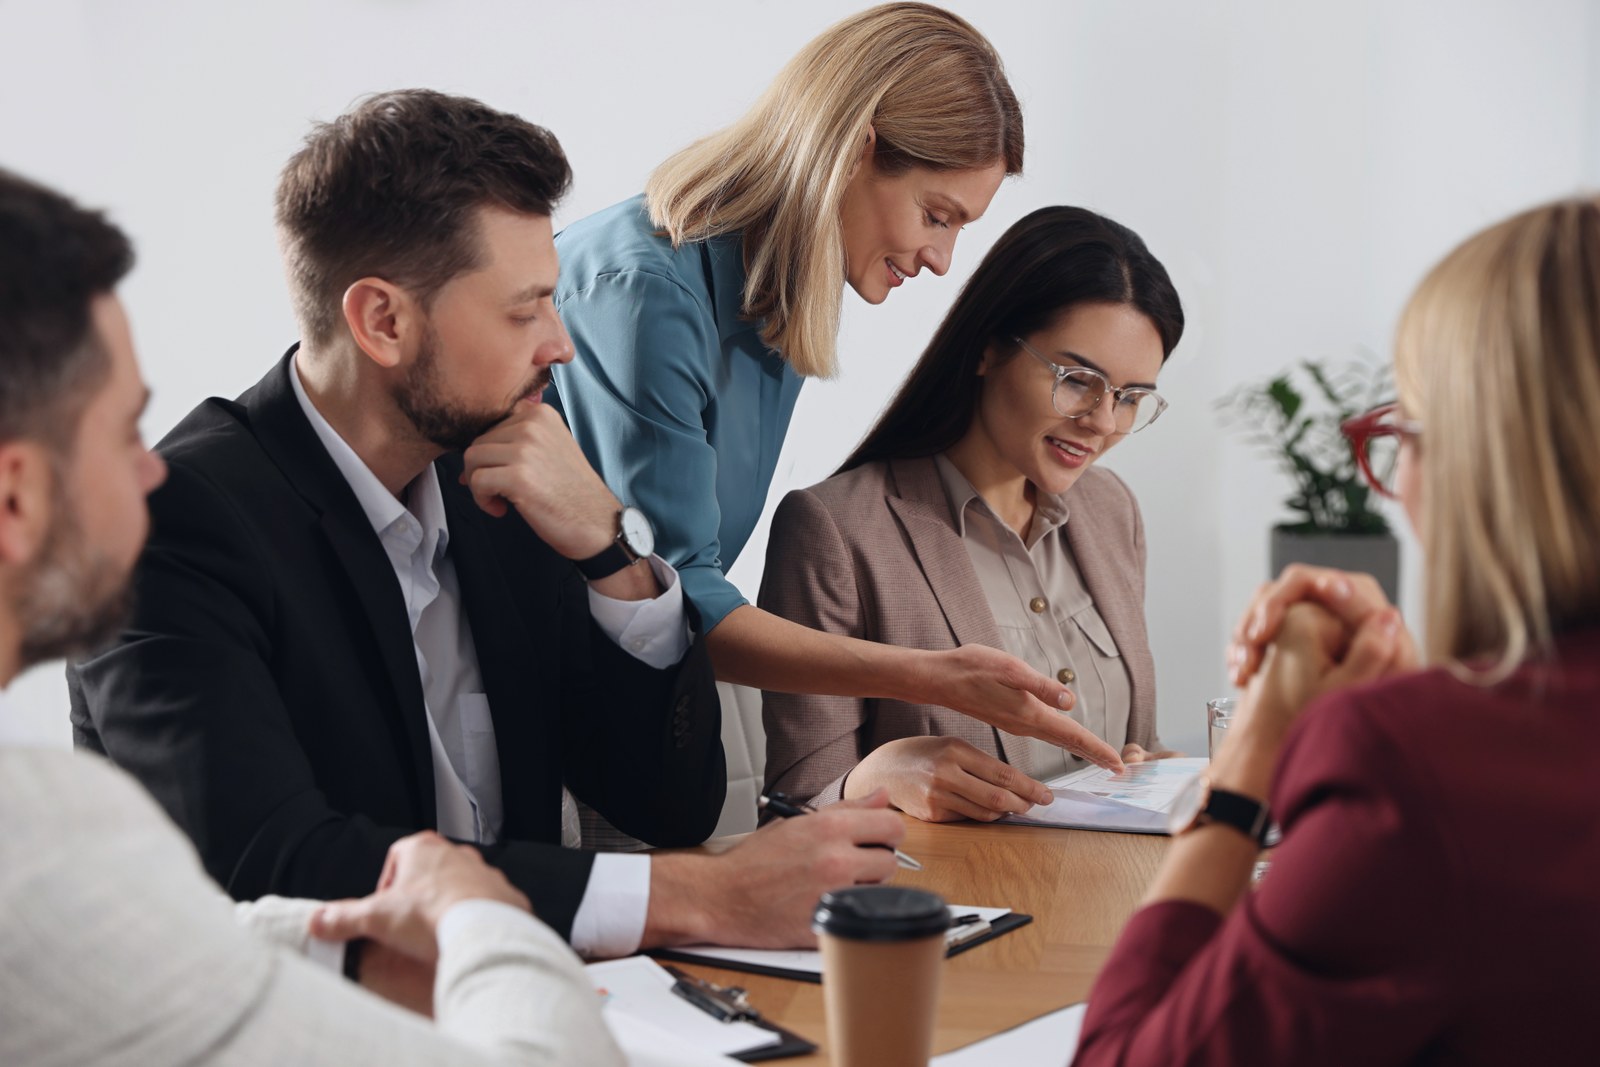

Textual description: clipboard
[588,954,818,1062]
[729,1024,817,1063]
[660,964,819,1061]
[654,911,1034,984]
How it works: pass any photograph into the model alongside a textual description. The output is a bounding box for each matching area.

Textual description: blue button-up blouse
[552,196,806,632]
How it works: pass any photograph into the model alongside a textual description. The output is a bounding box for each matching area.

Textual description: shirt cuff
[587,555,692,669]
[568,852,652,959]
[305,935,347,975]
[436,898,544,948]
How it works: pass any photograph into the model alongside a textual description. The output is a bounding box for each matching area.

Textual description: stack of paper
[1004,758,1208,834]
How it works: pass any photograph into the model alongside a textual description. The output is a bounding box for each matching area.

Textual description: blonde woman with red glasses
[1076,196,1600,1065]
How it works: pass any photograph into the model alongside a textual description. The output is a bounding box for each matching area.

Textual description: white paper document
[931,1002,1087,1066]
[667,905,1013,977]
[1005,758,1208,833]
[604,1013,747,1067]
[587,955,777,1061]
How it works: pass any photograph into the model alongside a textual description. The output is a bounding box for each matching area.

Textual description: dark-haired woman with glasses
[760,206,1185,821]
[1074,196,1600,1064]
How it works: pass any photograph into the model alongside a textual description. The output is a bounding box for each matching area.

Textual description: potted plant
[1217,358,1400,602]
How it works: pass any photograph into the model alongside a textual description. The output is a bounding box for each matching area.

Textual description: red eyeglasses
[1340,402,1423,500]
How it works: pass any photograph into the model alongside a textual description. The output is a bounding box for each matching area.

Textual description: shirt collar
[933,452,1071,547]
[289,355,450,559]
[933,453,984,538]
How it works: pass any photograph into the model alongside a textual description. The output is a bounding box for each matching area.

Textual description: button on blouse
[934,454,1133,781]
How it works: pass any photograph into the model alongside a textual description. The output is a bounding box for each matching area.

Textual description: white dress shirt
[291,362,688,957]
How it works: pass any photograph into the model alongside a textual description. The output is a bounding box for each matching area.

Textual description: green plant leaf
[1216,358,1394,532]
[1302,361,1348,409]
[1266,377,1302,422]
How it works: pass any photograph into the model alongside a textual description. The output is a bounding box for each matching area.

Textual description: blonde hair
[1394,195,1600,679]
[645,2,1023,379]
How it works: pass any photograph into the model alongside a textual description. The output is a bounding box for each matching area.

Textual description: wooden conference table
[675,817,1169,1064]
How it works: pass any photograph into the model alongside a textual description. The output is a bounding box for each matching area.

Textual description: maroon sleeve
[1075,693,1465,1066]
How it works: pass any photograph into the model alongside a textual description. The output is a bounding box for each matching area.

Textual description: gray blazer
[760,455,1157,806]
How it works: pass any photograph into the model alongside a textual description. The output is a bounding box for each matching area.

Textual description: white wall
[1,0,1596,754]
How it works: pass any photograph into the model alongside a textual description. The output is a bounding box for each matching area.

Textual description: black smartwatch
[1167,773,1273,847]
[575,506,655,581]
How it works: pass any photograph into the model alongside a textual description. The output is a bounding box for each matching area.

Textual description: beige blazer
[760,455,1157,807]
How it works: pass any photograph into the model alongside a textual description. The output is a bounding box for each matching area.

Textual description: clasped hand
[1227,564,1419,692]
[1221,564,1419,756]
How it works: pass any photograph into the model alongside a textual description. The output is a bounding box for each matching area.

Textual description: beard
[14,484,135,668]
[393,323,548,452]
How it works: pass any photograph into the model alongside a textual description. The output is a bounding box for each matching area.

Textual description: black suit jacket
[68,352,724,939]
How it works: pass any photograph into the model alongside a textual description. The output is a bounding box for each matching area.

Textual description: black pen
[759,792,923,870]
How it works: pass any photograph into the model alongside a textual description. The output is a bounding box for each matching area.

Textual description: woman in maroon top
[1076,196,1600,1066]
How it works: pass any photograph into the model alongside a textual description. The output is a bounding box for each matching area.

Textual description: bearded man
[68,89,905,958]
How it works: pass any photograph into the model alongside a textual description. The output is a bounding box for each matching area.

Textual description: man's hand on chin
[460,399,659,601]
[639,789,906,949]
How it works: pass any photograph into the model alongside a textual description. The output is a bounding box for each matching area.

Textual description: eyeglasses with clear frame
[1340,401,1423,500]
[1012,336,1168,434]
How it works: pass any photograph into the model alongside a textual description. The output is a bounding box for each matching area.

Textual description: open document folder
[1003,757,1208,834]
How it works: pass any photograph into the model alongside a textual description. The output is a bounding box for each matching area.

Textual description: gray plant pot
[1269,527,1400,605]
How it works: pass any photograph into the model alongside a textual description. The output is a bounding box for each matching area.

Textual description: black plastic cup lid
[812,886,950,942]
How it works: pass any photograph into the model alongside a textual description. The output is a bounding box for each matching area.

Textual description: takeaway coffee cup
[813,886,950,1067]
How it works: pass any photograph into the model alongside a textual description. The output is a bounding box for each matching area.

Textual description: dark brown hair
[276,89,573,345]
[0,168,132,452]
[839,205,1184,472]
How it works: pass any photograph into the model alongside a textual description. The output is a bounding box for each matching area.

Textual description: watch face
[620,506,655,558]
[1166,772,1209,835]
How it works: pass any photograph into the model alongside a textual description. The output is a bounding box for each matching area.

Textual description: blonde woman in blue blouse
[553,3,1122,770]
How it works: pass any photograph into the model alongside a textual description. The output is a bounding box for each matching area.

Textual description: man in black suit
[70,89,904,957]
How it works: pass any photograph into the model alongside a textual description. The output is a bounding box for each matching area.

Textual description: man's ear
[340,278,419,371]
[0,441,57,568]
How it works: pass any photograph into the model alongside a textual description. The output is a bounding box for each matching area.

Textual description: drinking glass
[1207,697,1236,760]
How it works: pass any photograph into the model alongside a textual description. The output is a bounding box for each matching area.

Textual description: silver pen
[758,793,923,870]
